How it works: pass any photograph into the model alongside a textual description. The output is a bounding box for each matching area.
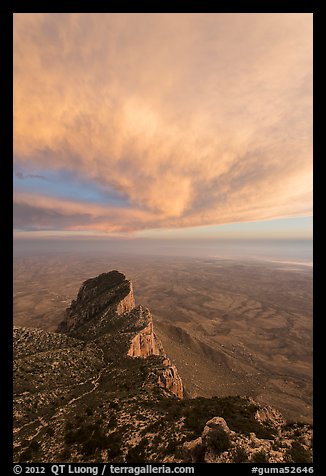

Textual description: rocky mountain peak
[57,270,135,337]
[56,271,183,399]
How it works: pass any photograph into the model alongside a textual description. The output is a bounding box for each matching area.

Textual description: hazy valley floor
[13,251,313,423]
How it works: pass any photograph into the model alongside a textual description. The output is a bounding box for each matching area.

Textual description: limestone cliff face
[127,318,164,358]
[116,282,135,315]
[126,309,184,399]
[158,358,184,399]
[57,271,134,338]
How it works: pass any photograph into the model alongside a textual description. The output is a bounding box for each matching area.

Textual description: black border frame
[3,2,321,474]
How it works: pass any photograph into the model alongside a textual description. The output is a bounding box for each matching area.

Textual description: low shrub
[205,428,230,453]
[252,450,269,463]
[233,446,248,463]
[285,442,311,463]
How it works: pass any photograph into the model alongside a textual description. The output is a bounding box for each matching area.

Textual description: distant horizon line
[13,235,313,242]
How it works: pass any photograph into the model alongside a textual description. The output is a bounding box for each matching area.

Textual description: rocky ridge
[13,271,312,463]
[57,271,183,398]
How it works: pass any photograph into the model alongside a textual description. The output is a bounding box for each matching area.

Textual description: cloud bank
[13,13,312,234]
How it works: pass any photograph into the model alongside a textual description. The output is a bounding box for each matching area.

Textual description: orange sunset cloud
[13,13,312,234]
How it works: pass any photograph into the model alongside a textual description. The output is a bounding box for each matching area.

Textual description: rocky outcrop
[202,417,231,443]
[202,417,232,462]
[57,270,135,338]
[183,417,231,463]
[183,411,312,463]
[126,310,184,399]
[116,281,135,315]
[158,359,184,399]
[183,438,203,463]
[255,405,286,428]
[127,318,164,358]
[57,270,184,399]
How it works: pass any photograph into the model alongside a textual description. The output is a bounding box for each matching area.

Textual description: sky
[13,13,313,241]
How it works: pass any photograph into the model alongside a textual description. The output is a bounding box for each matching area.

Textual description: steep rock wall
[127,312,184,399]
[57,271,135,337]
[158,358,184,399]
[116,283,135,315]
[127,320,164,358]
